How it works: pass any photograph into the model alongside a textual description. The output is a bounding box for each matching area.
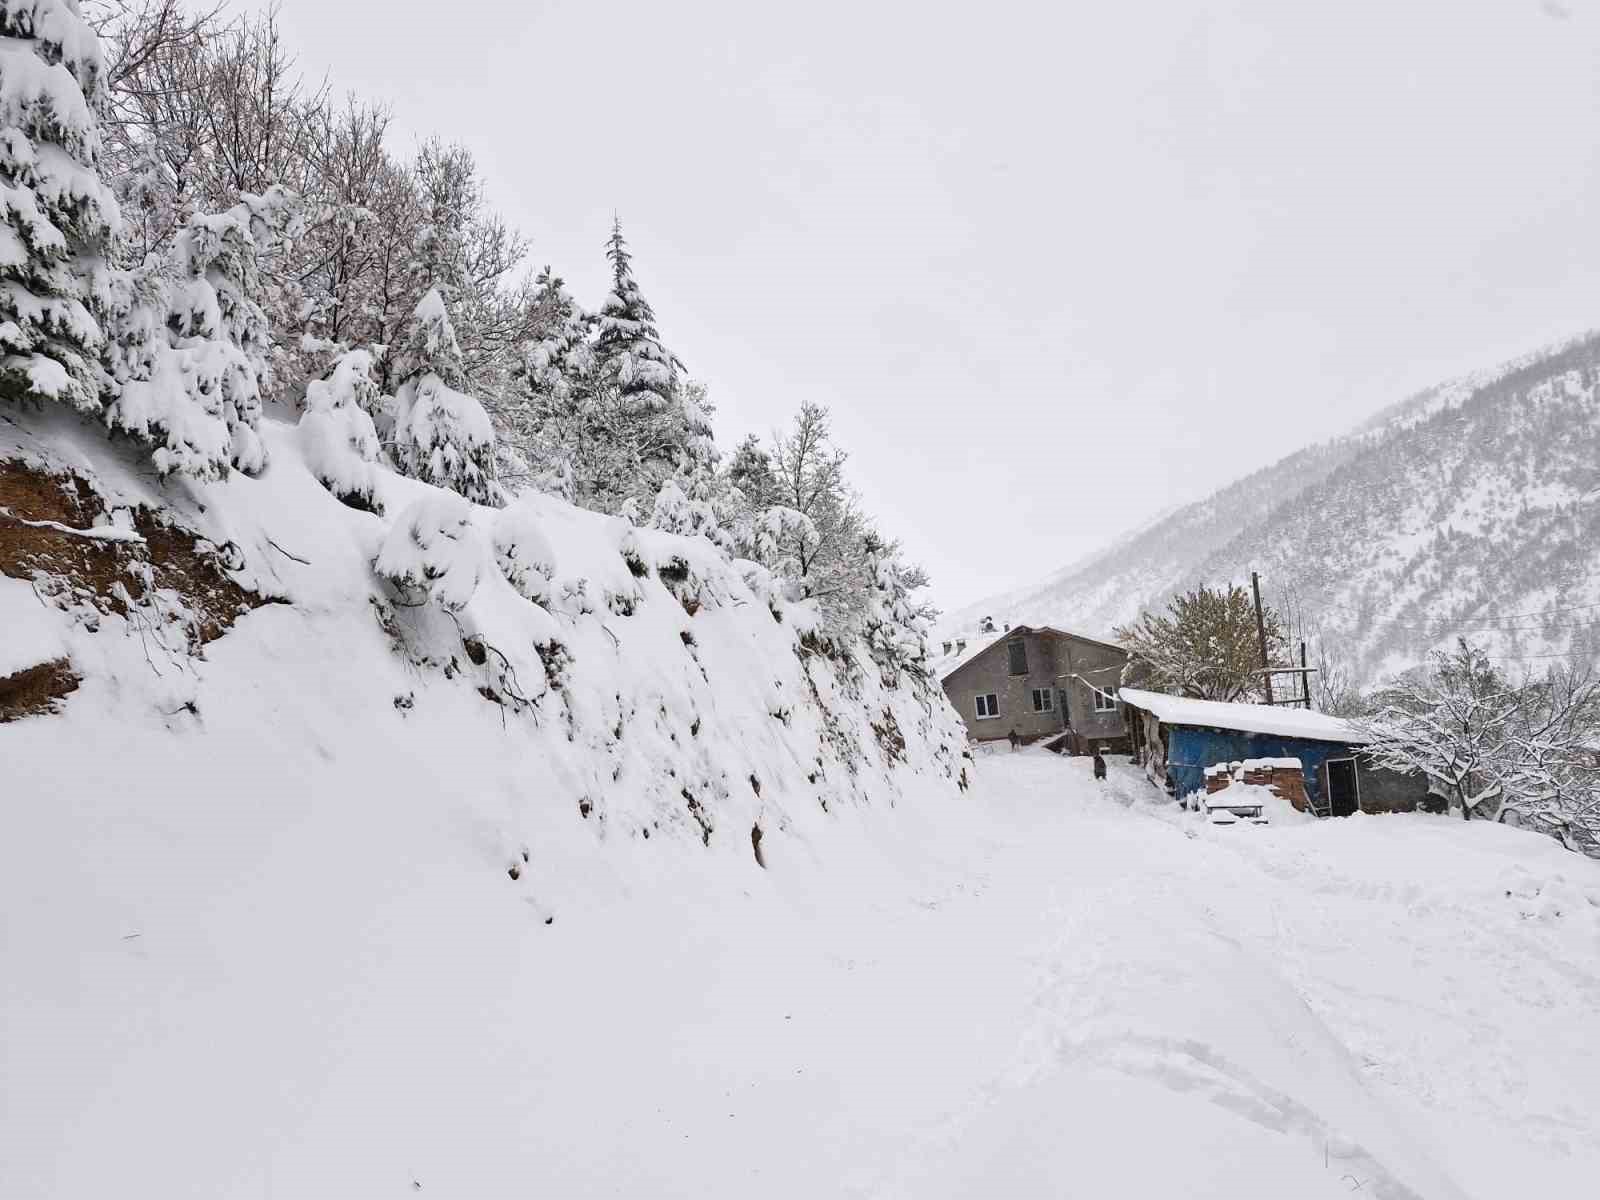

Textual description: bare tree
[1115,584,1287,702]
[769,402,872,630]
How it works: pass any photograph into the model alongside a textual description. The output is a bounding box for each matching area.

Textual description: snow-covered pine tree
[594,217,681,414]
[0,0,119,415]
[391,288,503,506]
[511,266,592,499]
[104,187,300,477]
[860,534,931,684]
[525,266,593,407]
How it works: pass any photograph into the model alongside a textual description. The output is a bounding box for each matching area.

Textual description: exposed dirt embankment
[1,457,272,720]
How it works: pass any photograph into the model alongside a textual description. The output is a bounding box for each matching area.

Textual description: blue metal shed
[1118,687,1369,814]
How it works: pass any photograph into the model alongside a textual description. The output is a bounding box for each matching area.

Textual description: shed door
[1326,758,1360,818]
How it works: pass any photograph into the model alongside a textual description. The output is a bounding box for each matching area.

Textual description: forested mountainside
[948,332,1600,683]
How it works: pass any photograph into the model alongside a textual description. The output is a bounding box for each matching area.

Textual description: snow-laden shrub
[736,559,785,623]
[492,500,557,606]
[298,349,382,510]
[391,289,502,507]
[374,494,482,611]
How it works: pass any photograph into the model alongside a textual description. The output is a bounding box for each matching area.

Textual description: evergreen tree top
[395,287,467,391]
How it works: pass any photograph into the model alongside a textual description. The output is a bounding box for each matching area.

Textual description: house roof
[938,624,1127,683]
[1118,687,1368,745]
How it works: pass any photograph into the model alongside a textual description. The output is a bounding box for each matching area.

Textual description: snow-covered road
[8,749,1600,1197]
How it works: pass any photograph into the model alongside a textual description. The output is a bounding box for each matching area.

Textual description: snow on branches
[1360,639,1600,839]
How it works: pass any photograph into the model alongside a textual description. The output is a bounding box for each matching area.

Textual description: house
[1119,687,1432,817]
[940,625,1129,754]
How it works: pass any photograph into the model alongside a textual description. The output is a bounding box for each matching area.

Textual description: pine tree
[0,0,119,415]
[104,187,299,477]
[594,217,680,413]
[524,266,593,408]
[861,533,932,683]
[391,288,503,506]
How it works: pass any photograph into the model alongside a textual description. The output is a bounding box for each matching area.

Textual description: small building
[940,624,1129,754]
[1119,687,1431,817]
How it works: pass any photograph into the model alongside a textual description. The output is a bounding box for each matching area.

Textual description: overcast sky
[273,0,1600,612]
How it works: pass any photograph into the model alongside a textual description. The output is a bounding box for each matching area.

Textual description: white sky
[273,0,1600,612]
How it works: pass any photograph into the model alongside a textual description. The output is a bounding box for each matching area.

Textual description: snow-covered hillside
[948,332,1600,682]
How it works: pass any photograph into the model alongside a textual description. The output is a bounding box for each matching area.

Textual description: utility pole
[1251,571,1273,705]
[1300,641,1311,709]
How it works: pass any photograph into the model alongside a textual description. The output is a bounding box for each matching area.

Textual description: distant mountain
[944,332,1600,684]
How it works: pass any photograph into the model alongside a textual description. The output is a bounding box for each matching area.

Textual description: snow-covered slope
[948,331,1600,681]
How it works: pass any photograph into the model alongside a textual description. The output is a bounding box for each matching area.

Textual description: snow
[0,574,66,675]
[1120,687,1367,743]
[5,737,1598,1197]
[5,409,1600,1197]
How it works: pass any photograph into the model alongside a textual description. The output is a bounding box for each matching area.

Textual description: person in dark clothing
[1007,729,1020,752]
[1092,748,1108,781]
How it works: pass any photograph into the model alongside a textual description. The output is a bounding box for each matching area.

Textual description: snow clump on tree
[298,348,382,510]
[375,493,483,612]
[491,499,558,606]
[0,0,119,414]
[391,288,503,506]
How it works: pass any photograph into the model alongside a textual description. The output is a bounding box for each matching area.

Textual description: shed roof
[1118,688,1367,745]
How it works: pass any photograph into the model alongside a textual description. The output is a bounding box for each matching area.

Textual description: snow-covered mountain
[946,331,1600,682]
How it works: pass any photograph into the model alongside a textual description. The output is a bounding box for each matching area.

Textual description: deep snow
[6,741,1599,1197]
[5,406,1599,1197]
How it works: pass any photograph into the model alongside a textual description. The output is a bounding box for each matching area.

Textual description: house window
[1093,688,1117,713]
[975,693,1000,720]
[1031,688,1053,713]
[1007,640,1028,675]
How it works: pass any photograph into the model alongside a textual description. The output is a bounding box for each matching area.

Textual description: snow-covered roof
[1118,688,1367,744]
[936,624,1125,682]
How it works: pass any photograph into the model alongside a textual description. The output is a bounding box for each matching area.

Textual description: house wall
[1049,635,1129,750]
[1354,758,1438,814]
[942,630,1065,742]
[1164,726,1357,809]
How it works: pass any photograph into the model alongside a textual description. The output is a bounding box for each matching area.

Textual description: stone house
[939,625,1129,753]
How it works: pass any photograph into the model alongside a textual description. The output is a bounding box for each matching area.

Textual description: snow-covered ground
[7,742,1598,1198]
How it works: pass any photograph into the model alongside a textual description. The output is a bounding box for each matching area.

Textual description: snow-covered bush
[374,494,483,612]
[104,187,301,478]
[298,349,382,510]
[391,289,502,506]
[492,500,557,606]
[0,0,119,415]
